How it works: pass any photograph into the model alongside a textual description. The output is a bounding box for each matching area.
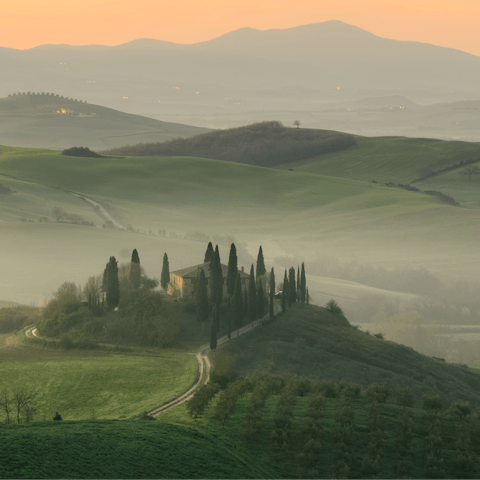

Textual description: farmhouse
[168,262,250,299]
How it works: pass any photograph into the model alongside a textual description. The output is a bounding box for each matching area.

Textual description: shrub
[325,299,344,316]
[62,146,103,158]
[53,412,63,421]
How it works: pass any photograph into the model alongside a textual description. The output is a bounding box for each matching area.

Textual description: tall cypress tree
[257,281,265,319]
[300,262,306,303]
[248,264,257,322]
[204,242,214,263]
[243,287,248,317]
[210,247,223,305]
[226,243,238,296]
[129,249,141,290]
[196,269,210,332]
[269,267,275,318]
[283,269,289,311]
[106,256,120,310]
[297,265,300,299]
[233,273,244,335]
[256,246,266,279]
[161,253,170,291]
[227,297,232,340]
[210,304,217,350]
[288,267,296,305]
[306,287,309,305]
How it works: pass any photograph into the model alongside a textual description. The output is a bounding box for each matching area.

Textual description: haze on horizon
[2,0,480,57]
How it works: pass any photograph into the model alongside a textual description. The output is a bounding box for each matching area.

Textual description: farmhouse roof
[171,262,250,279]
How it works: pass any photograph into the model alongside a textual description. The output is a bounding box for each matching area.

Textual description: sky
[1,0,479,56]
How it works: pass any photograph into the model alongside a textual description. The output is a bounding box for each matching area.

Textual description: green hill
[220,303,480,408]
[276,134,480,184]
[0,93,211,150]
[102,121,356,167]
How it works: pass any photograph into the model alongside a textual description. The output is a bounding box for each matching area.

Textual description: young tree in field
[257,281,265,319]
[0,389,12,424]
[243,287,248,317]
[210,304,218,350]
[196,269,210,332]
[105,256,120,309]
[204,242,214,263]
[129,249,141,290]
[282,270,288,312]
[269,267,275,318]
[461,165,480,181]
[226,243,238,296]
[160,253,170,291]
[300,262,306,303]
[293,120,301,128]
[248,264,257,322]
[256,246,266,279]
[288,267,296,305]
[233,273,244,335]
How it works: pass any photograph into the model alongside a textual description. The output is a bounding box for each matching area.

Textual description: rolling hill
[2,143,480,307]
[0,93,211,150]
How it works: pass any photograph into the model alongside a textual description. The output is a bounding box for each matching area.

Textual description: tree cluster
[213,379,248,427]
[104,121,356,168]
[0,386,36,424]
[240,380,272,442]
[187,382,219,422]
[62,146,103,158]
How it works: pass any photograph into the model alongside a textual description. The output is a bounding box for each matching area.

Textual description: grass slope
[277,135,480,184]
[0,420,277,479]
[0,94,211,150]
[220,303,480,408]
[0,342,197,421]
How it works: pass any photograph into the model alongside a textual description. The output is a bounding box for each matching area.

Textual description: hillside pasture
[276,135,480,184]
[0,343,197,421]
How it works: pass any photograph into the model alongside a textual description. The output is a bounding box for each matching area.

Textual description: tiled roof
[171,262,250,279]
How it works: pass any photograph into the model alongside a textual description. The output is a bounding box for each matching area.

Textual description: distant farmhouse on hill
[169,262,250,299]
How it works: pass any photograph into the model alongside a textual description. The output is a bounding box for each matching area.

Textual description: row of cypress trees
[281,263,308,313]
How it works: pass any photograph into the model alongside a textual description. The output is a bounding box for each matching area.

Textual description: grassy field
[2,143,480,307]
[276,135,480,184]
[0,342,197,421]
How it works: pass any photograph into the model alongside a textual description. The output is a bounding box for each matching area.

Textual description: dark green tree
[257,281,265,319]
[288,267,296,305]
[306,288,309,305]
[282,269,288,311]
[248,264,257,322]
[129,249,141,290]
[210,305,218,350]
[196,268,210,332]
[243,287,248,317]
[226,243,238,296]
[204,242,214,263]
[233,273,244,335]
[161,253,170,291]
[210,246,223,304]
[269,267,275,318]
[227,297,232,340]
[105,256,120,309]
[297,266,300,299]
[300,262,306,303]
[256,246,266,279]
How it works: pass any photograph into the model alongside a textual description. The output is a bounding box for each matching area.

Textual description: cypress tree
[300,262,306,303]
[306,288,309,305]
[269,267,275,318]
[210,247,223,304]
[233,273,244,335]
[257,281,265,319]
[129,249,141,290]
[248,264,257,322]
[283,269,288,311]
[288,267,296,305]
[105,256,120,310]
[227,297,232,340]
[256,246,266,279]
[196,269,210,332]
[204,242,214,263]
[210,304,218,350]
[243,287,248,317]
[226,243,238,296]
[161,253,170,291]
[297,266,300,299]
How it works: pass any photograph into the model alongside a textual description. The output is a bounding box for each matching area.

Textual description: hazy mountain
[1,20,480,138]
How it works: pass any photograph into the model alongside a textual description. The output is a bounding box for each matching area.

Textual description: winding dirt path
[70,192,126,230]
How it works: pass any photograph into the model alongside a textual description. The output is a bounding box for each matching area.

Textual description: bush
[53,412,63,421]
[325,299,344,316]
[62,146,103,158]
[367,383,390,403]
[422,394,442,412]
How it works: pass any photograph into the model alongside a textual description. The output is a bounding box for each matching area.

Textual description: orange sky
[1,0,479,56]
